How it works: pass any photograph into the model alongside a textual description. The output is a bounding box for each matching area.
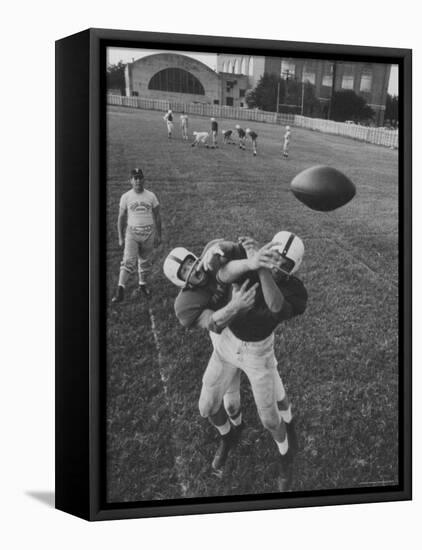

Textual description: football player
[164,234,308,490]
[180,112,189,140]
[282,125,291,158]
[191,131,210,148]
[221,129,235,145]
[163,109,174,138]
[210,118,219,148]
[235,124,246,150]
[246,128,258,156]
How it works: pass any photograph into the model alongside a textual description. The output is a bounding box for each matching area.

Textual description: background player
[163,109,174,139]
[235,124,246,150]
[210,117,218,148]
[191,131,210,148]
[112,168,162,302]
[221,129,235,145]
[283,125,291,158]
[246,128,258,156]
[180,112,189,140]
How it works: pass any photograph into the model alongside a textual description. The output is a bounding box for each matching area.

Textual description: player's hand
[230,279,259,314]
[238,236,259,256]
[239,239,278,271]
[198,244,224,272]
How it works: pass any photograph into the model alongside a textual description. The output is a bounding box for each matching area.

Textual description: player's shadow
[26,491,55,508]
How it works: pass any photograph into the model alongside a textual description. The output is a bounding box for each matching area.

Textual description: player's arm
[257,268,284,313]
[195,280,259,333]
[152,205,162,245]
[117,207,126,246]
[218,239,277,284]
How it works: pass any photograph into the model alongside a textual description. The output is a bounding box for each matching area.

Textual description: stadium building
[124,52,249,108]
[123,52,391,125]
[217,55,391,125]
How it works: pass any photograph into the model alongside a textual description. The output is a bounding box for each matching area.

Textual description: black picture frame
[55,28,412,521]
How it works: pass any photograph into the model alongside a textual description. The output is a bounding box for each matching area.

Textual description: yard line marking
[147,304,188,498]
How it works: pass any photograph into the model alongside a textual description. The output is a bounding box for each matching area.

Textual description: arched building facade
[124,52,249,107]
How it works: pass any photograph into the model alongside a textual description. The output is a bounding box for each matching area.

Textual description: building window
[241,57,247,74]
[341,64,354,90]
[360,69,372,92]
[281,59,296,78]
[226,97,234,106]
[131,91,139,97]
[148,68,205,95]
[239,89,246,97]
[248,57,254,77]
[213,99,219,105]
[240,102,244,107]
[341,75,354,90]
[302,71,316,85]
[322,62,333,87]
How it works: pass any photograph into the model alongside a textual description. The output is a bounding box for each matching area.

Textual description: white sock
[276,434,289,456]
[216,421,231,436]
[279,404,293,424]
[229,412,242,426]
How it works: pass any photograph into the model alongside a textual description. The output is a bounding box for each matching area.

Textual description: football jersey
[211,121,218,132]
[119,188,159,227]
[237,128,246,138]
[229,273,308,341]
[248,131,258,140]
[174,240,245,328]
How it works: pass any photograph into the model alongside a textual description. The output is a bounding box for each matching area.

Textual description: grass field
[106,105,399,503]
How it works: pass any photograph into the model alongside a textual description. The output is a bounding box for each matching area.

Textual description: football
[290,165,356,212]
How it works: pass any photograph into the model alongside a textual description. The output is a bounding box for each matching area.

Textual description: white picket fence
[107,94,295,126]
[294,115,398,148]
[107,94,398,149]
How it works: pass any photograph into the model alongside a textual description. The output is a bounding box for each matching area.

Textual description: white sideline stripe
[147,305,188,497]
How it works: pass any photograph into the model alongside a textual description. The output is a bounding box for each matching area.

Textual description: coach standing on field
[112,168,162,303]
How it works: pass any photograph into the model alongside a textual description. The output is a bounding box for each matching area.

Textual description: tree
[245,73,284,112]
[330,90,375,123]
[385,94,399,127]
[107,61,126,95]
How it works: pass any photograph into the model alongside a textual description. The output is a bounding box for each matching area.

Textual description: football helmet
[270,231,304,275]
[163,247,198,288]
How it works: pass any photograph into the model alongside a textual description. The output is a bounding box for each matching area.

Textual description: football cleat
[111,285,124,303]
[276,452,294,492]
[285,418,299,456]
[212,429,237,471]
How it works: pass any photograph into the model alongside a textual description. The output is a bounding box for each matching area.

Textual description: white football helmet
[235,124,240,129]
[163,247,198,288]
[246,128,251,133]
[285,125,291,131]
[270,231,304,275]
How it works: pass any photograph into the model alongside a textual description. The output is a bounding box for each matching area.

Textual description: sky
[107,48,398,95]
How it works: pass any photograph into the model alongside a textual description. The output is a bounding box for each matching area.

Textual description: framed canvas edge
[55,28,412,521]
